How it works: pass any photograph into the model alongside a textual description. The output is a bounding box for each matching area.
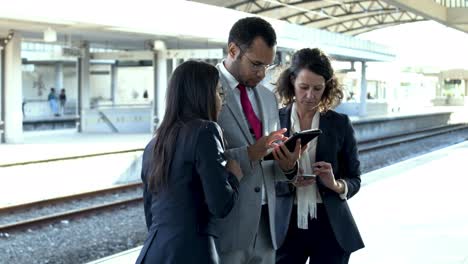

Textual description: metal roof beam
[334,14,425,34]
[298,8,396,25]
[280,1,395,24]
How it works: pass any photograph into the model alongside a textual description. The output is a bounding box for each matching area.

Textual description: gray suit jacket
[215,64,289,253]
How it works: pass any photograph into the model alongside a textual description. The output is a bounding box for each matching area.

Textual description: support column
[3,32,23,143]
[152,52,158,133]
[172,58,180,73]
[464,79,468,97]
[0,45,4,143]
[78,41,91,132]
[110,63,117,105]
[152,41,167,132]
[55,62,63,90]
[359,61,368,117]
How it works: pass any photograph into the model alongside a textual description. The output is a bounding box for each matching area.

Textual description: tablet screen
[263,129,322,160]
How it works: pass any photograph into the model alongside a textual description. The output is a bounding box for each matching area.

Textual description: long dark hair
[276,48,343,111]
[148,61,219,193]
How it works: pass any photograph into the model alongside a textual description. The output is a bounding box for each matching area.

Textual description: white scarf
[291,102,320,229]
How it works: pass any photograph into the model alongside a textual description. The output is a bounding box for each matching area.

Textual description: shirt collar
[218,60,253,91]
[290,102,320,133]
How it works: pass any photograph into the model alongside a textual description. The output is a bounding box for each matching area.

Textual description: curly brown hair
[275,48,343,112]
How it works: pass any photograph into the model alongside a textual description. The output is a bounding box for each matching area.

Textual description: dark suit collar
[316,110,333,162]
[279,105,292,137]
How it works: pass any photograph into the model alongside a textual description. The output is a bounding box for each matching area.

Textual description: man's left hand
[272,138,301,172]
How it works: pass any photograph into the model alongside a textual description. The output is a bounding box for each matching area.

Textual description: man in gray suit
[215,17,301,264]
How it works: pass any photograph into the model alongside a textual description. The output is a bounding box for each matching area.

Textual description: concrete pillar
[152,41,167,131]
[55,62,63,90]
[110,63,117,105]
[0,45,4,143]
[3,33,23,143]
[464,79,468,97]
[78,41,90,132]
[359,61,368,117]
[172,58,180,73]
[152,52,158,133]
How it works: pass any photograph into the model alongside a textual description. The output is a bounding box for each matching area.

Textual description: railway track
[358,123,468,153]
[0,182,143,234]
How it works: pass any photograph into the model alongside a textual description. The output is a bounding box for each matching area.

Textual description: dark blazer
[137,119,239,264]
[275,105,364,253]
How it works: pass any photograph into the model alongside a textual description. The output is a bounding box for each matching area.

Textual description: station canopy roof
[192,0,428,36]
[193,0,468,36]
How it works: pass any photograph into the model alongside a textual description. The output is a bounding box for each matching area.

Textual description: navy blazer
[275,105,364,253]
[137,120,239,264]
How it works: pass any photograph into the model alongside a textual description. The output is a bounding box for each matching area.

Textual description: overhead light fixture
[44,27,57,42]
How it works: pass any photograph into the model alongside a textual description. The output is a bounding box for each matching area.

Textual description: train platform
[0,130,152,207]
[0,129,152,166]
[350,140,468,263]
[86,140,468,264]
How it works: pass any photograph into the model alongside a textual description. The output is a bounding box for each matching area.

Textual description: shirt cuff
[281,161,298,180]
[338,179,348,200]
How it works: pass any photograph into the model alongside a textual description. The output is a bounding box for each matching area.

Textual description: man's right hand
[247,128,287,161]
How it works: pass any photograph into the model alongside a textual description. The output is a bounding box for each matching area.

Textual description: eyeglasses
[237,44,276,73]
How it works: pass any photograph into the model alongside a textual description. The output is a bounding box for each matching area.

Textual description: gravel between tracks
[0,203,146,264]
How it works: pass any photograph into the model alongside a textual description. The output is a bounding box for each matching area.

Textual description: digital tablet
[263,128,322,160]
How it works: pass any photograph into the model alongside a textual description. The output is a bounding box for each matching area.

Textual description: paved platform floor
[86,141,468,264]
[0,129,152,166]
[349,141,468,264]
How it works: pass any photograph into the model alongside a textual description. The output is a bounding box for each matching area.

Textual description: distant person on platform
[22,98,26,117]
[215,17,301,264]
[59,88,67,115]
[275,48,364,264]
[137,61,243,264]
[143,90,149,100]
[47,88,59,117]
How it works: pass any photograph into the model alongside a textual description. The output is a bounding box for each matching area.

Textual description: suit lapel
[316,112,329,162]
[253,87,268,137]
[218,71,255,145]
[279,105,292,137]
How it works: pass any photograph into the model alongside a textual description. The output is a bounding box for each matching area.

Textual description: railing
[434,0,468,8]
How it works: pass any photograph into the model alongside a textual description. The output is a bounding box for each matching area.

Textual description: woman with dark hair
[136,61,243,264]
[275,48,364,264]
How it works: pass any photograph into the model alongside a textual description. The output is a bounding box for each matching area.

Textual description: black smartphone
[286,173,317,183]
[263,128,322,160]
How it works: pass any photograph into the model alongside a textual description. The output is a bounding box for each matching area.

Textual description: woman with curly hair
[274,48,364,264]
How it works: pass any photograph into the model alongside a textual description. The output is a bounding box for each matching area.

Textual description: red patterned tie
[238,84,262,140]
